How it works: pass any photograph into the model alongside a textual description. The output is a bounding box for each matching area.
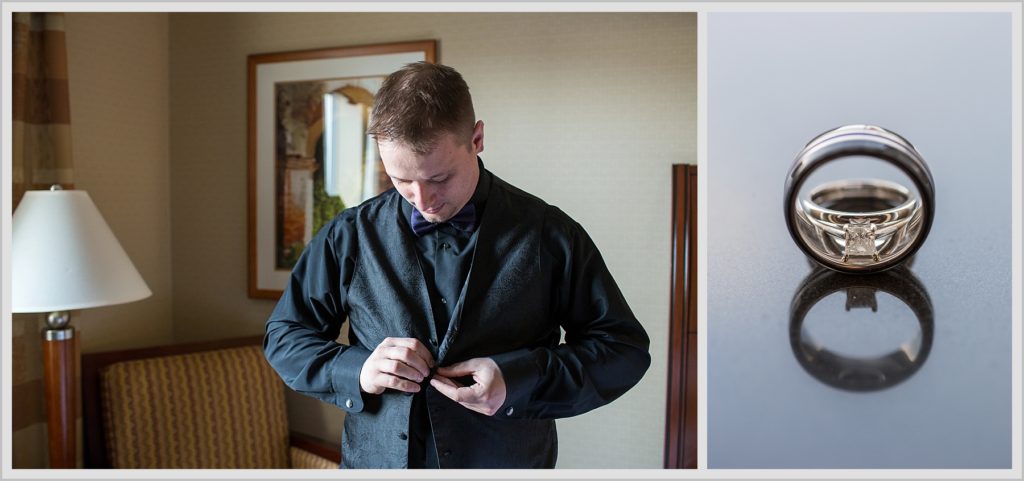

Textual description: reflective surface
[708,12,1012,468]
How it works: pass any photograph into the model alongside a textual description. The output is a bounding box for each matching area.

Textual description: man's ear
[471,120,485,154]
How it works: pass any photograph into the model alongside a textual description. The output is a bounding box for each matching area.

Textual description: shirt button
[505,406,514,416]
[398,432,408,441]
[440,297,447,304]
[441,242,450,250]
[345,399,354,409]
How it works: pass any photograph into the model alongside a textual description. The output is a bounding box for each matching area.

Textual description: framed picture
[248,40,437,299]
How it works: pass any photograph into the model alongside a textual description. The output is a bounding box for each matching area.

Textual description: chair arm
[288,432,340,468]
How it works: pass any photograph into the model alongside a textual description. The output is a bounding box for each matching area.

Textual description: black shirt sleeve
[263,213,372,413]
[489,206,652,419]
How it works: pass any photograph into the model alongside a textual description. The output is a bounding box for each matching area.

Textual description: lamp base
[41,324,78,469]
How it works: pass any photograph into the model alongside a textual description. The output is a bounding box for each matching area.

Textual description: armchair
[82,335,339,469]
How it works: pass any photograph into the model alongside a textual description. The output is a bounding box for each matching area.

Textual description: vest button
[442,449,452,457]
[505,406,514,416]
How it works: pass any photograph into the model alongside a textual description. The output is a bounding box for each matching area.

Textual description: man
[263,62,650,469]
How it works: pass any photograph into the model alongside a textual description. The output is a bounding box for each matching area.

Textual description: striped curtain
[13,12,74,205]
[11,12,75,469]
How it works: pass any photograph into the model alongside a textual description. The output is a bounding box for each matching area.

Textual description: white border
[1,2,1020,480]
[696,8,708,476]
[1012,1,1022,477]
[2,3,14,479]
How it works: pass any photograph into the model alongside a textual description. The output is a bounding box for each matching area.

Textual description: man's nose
[410,182,434,206]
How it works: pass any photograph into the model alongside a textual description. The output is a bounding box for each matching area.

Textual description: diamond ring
[798,179,923,265]
[784,125,935,273]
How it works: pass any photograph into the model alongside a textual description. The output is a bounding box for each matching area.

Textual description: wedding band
[789,266,934,392]
[784,125,935,273]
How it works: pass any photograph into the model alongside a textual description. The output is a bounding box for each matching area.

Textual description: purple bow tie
[410,202,476,237]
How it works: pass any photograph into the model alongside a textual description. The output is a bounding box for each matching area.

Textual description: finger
[450,386,479,404]
[430,378,496,415]
[430,377,460,401]
[436,359,479,378]
[431,374,463,389]
[430,378,477,404]
[381,337,436,368]
[380,373,421,393]
[375,358,426,383]
[383,346,431,378]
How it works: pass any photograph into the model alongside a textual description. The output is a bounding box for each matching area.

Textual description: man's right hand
[359,337,435,394]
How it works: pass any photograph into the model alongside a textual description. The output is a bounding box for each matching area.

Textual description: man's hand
[429,357,507,416]
[359,337,435,394]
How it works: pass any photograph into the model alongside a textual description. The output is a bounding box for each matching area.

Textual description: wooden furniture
[664,164,697,469]
[81,335,340,468]
[43,328,78,468]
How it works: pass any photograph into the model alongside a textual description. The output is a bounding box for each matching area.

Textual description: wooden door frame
[664,164,697,469]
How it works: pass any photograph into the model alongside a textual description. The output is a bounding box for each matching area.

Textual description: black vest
[340,174,559,468]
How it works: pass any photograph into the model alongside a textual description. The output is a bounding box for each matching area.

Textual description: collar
[400,157,491,232]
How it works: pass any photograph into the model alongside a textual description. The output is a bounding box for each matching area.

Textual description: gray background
[707,12,1013,468]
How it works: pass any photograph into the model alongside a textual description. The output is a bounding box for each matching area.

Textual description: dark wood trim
[247,42,260,299]
[684,332,698,467]
[289,432,341,465]
[81,335,297,468]
[664,164,697,469]
[248,40,438,66]
[247,40,438,300]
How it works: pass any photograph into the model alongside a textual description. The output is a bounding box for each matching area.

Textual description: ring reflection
[789,265,934,392]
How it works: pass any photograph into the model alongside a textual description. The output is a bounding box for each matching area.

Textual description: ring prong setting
[842,218,878,263]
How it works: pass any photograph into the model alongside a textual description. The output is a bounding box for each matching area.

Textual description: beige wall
[11,13,174,468]
[67,13,174,355]
[168,12,696,468]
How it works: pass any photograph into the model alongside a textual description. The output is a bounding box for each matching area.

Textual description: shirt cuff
[489,348,541,419]
[331,345,372,413]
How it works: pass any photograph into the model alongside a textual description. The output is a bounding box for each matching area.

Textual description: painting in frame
[248,40,437,299]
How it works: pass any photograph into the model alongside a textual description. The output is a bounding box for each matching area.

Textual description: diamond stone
[843,218,877,261]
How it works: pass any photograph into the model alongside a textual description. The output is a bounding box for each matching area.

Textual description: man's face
[379,121,484,224]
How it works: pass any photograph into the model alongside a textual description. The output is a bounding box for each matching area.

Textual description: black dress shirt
[400,164,491,467]
[263,160,651,468]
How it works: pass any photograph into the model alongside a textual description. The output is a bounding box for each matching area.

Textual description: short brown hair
[367,62,476,153]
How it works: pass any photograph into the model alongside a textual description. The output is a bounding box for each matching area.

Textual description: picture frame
[247,40,437,299]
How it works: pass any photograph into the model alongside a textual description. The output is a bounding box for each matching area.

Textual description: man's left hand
[430,357,507,416]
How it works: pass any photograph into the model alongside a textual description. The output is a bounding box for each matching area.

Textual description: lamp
[12,186,151,468]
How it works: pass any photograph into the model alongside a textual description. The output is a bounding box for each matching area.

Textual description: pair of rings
[784,125,935,273]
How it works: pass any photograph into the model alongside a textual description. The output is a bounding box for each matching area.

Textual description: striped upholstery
[100,345,295,468]
[289,446,337,469]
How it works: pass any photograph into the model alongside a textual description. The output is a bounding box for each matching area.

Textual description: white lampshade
[12,189,152,313]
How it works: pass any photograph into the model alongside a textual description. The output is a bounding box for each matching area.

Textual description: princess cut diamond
[842,218,879,262]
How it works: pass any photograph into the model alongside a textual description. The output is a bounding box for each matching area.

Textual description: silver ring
[796,179,924,265]
[784,125,935,273]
